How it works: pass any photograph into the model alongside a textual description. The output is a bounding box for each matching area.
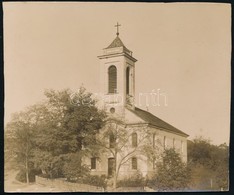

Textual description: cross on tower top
[115,22,121,36]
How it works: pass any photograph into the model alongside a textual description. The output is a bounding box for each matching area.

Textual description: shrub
[15,169,42,183]
[147,148,191,191]
[81,175,107,189]
[117,171,145,187]
[62,153,90,180]
[38,172,50,179]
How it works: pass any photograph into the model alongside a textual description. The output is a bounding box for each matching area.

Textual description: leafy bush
[81,175,107,189]
[62,153,90,181]
[188,138,229,190]
[117,171,145,187]
[38,173,50,178]
[16,169,42,183]
[147,148,191,191]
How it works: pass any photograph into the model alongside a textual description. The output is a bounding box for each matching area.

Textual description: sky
[3,2,231,145]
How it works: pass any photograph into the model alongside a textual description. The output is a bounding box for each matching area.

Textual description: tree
[215,143,229,190]
[5,86,106,181]
[32,87,106,179]
[187,136,229,190]
[62,153,90,181]
[149,148,191,191]
[92,118,161,189]
[187,136,212,166]
[5,107,40,184]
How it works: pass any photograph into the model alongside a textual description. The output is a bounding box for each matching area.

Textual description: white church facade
[83,27,189,179]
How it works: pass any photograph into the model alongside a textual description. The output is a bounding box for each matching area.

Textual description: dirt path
[4,170,61,192]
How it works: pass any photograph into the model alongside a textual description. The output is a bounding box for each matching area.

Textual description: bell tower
[98,23,137,118]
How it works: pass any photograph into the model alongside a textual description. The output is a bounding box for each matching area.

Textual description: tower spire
[115,22,121,36]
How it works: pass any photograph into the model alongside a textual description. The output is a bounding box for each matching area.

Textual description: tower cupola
[98,23,137,117]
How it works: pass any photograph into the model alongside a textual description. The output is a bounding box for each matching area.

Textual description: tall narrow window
[91,157,96,169]
[109,132,116,148]
[163,136,166,149]
[126,67,130,95]
[153,133,156,148]
[132,133,137,147]
[181,141,184,154]
[153,156,156,170]
[132,157,137,170]
[77,136,84,150]
[108,65,117,93]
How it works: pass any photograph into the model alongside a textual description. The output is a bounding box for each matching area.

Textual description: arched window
[126,67,130,95]
[108,66,117,93]
[132,133,137,147]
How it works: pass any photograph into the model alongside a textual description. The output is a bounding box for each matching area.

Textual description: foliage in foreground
[187,137,229,190]
[81,175,107,189]
[117,171,145,187]
[15,169,42,183]
[5,87,106,183]
[148,148,191,191]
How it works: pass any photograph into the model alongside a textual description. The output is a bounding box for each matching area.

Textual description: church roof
[128,107,189,137]
[106,36,130,51]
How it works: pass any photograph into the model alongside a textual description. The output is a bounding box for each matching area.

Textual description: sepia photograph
[3,2,231,192]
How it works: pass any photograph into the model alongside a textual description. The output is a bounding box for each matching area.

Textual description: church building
[84,24,189,179]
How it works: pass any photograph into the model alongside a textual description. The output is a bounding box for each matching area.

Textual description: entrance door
[108,158,115,177]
